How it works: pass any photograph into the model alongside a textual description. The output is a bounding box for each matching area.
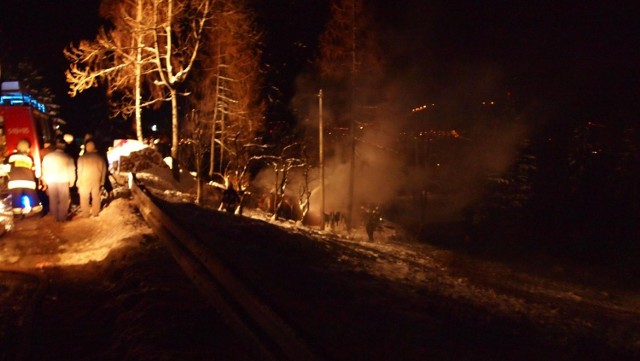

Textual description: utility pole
[347,112,356,232]
[319,89,325,230]
[347,0,357,232]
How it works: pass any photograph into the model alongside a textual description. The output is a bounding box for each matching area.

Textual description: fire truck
[0,81,56,224]
[0,81,56,176]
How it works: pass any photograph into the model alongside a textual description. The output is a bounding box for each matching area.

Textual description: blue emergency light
[21,195,31,209]
[0,91,46,112]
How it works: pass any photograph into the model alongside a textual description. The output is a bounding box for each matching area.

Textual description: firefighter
[76,139,106,218]
[41,141,76,222]
[6,138,42,215]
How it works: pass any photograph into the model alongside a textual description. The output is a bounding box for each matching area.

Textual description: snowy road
[0,199,255,360]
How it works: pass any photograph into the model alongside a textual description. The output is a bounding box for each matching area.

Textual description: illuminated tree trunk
[219,112,225,174]
[134,0,144,142]
[209,109,216,177]
[148,0,210,180]
[170,87,179,180]
[209,41,221,178]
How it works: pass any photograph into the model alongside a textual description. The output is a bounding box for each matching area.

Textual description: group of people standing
[6,135,107,222]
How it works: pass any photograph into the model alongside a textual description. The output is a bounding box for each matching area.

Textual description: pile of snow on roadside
[135,167,197,203]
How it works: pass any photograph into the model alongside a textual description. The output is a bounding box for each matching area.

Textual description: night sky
[374,1,638,124]
[0,0,637,133]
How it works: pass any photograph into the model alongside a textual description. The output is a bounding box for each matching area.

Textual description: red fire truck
[0,81,56,222]
[0,81,56,178]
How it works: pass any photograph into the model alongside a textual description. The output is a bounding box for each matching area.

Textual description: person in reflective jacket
[42,142,76,222]
[76,139,106,218]
[6,138,42,215]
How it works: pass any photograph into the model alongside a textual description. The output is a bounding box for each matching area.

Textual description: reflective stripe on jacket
[7,179,36,190]
[6,152,36,189]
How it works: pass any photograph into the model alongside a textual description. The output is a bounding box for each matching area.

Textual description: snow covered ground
[0,197,257,360]
[136,168,640,312]
[1,168,638,360]
[0,197,150,268]
[135,169,640,360]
